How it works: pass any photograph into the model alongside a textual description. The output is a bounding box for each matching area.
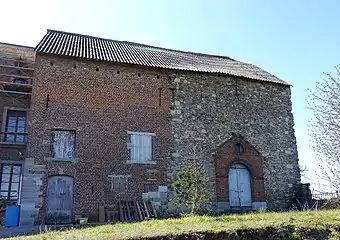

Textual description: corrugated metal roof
[35,30,289,85]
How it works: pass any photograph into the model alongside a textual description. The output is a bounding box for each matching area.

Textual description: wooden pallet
[119,200,157,222]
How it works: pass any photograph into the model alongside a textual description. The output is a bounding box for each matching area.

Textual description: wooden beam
[0,90,31,95]
[0,82,32,88]
[0,74,33,80]
[0,65,34,71]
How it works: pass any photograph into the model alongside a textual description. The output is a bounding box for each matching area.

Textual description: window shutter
[128,132,154,162]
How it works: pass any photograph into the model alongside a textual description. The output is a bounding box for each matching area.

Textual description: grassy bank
[8,210,340,240]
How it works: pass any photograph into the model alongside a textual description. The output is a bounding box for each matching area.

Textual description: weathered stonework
[168,71,301,211]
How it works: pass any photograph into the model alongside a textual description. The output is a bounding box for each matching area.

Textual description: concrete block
[252,202,267,211]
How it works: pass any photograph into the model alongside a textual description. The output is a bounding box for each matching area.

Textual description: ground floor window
[0,164,22,202]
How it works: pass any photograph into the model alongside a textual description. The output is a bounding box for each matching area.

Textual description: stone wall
[168,71,300,211]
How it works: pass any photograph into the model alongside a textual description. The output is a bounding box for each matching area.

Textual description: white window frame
[127,131,156,164]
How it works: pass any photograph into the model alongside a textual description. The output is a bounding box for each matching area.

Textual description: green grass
[8,210,340,240]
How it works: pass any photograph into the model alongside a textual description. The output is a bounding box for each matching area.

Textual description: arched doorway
[228,164,252,208]
[45,176,73,224]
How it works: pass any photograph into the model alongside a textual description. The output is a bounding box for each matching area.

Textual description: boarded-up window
[110,175,130,193]
[128,131,154,163]
[51,130,75,160]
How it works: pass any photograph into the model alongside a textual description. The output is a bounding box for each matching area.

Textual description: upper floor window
[4,110,26,143]
[0,164,22,202]
[128,131,155,163]
[51,130,76,160]
[235,142,243,154]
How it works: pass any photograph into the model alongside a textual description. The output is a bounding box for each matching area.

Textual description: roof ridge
[37,29,289,85]
[46,29,236,61]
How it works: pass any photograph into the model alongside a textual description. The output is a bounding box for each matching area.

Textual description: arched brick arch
[215,134,266,212]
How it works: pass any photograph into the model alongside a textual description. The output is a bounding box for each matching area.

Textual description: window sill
[0,141,26,146]
[126,160,156,165]
[44,157,76,162]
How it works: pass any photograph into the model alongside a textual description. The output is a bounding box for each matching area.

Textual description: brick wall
[28,54,173,221]
[0,43,35,60]
[215,134,265,203]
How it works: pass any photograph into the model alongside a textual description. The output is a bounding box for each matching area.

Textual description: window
[51,130,75,160]
[0,164,22,201]
[235,142,243,154]
[128,132,155,163]
[109,175,130,193]
[4,110,26,142]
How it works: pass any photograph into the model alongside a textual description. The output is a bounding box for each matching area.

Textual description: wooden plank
[0,89,31,95]
[0,64,34,71]
[0,81,32,88]
[143,201,150,218]
[133,201,139,221]
[136,201,143,220]
[0,74,33,80]
[149,201,157,218]
[119,201,124,222]
[126,201,132,221]
[99,206,105,223]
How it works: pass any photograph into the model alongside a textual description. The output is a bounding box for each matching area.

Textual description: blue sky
[2,0,339,189]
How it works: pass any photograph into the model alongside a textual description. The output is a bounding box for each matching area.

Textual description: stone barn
[0,30,300,225]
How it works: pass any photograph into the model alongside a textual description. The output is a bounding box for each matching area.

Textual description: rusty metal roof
[35,30,288,85]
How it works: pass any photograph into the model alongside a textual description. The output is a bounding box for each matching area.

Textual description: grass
[7,210,340,240]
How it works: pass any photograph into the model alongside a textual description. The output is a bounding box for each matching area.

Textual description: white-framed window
[51,130,76,160]
[128,131,155,163]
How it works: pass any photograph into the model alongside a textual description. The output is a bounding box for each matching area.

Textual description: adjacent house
[0,30,301,226]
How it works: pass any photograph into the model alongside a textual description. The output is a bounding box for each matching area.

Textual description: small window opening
[96,67,99,71]
[157,75,160,79]
[117,70,120,74]
[235,142,242,154]
[138,73,141,77]
[110,175,129,193]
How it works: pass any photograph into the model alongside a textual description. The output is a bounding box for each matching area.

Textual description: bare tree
[308,65,340,191]
[299,164,309,180]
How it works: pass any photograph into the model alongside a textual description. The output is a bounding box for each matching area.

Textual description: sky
[1,0,339,190]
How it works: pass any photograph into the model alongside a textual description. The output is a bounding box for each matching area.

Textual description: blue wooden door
[228,164,252,207]
[46,176,73,224]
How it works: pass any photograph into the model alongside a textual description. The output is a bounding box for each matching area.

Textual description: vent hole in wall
[96,67,99,71]
[73,64,77,69]
[117,70,120,74]
[50,61,54,66]
[157,75,160,79]
[138,73,141,77]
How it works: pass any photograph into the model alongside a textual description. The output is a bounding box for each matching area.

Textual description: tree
[299,164,309,181]
[172,145,210,215]
[308,65,340,191]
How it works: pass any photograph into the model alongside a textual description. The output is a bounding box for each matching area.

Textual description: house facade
[0,30,301,226]
[0,42,34,225]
